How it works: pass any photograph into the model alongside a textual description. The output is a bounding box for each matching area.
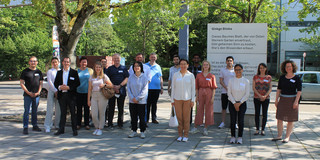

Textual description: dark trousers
[254,98,269,131]
[229,101,247,137]
[108,95,125,127]
[129,103,146,132]
[146,89,160,122]
[76,93,89,126]
[58,93,77,132]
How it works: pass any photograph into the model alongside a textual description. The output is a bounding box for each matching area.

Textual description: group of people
[20,53,301,144]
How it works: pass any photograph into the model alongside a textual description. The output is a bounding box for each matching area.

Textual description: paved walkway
[0,81,319,159]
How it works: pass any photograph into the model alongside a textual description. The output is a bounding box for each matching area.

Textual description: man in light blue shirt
[145,53,163,124]
[168,55,180,96]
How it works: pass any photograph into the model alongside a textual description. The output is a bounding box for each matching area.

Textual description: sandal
[271,137,282,141]
[85,126,90,130]
[254,130,260,135]
[261,130,265,136]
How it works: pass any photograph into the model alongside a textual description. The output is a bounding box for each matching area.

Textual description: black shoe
[152,120,159,124]
[73,131,78,136]
[261,131,265,136]
[145,124,148,128]
[23,128,28,135]
[32,126,42,132]
[54,130,64,136]
[254,130,260,135]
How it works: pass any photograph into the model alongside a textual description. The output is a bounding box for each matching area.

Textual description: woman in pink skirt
[190,60,217,136]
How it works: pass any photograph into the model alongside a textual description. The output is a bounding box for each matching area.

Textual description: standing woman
[171,59,195,142]
[273,60,301,143]
[127,61,149,139]
[191,60,217,136]
[87,62,113,136]
[252,63,272,136]
[228,64,250,144]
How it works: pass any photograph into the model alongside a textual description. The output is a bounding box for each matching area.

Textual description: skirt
[276,96,298,122]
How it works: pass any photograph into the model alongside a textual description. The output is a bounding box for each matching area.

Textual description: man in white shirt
[218,56,235,129]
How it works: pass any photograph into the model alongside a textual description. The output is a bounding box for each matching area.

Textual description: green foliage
[162,67,169,81]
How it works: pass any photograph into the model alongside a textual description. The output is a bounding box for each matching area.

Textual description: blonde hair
[201,60,211,72]
[93,62,104,79]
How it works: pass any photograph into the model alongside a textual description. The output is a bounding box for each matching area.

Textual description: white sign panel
[207,23,268,114]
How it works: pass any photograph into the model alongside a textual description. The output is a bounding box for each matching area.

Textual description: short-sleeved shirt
[106,65,129,95]
[77,68,92,93]
[219,67,235,94]
[196,73,217,89]
[188,65,202,78]
[169,66,180,81]
[277,75,302,95]
[146,62,162,90]
[20,68,43,96]
[253,75,272,98]
[89,75,110,92]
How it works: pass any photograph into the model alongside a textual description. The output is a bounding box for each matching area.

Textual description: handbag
[169,105,178,127]
[101,85,115,99]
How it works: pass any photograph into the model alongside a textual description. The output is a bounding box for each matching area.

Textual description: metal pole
[178,2,189,61]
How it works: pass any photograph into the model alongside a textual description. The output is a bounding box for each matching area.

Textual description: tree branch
[250,0,265,23]
[109,0,144,9]
[42,12,57,20]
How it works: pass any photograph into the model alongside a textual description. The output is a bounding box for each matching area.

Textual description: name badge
[197,71,202,73]
[263,79,269,82]
[176,78,182,81]
[118,70,123,73]
[290,79,295,83]
[85,73,90,75]
[240,83,245,86]
[70,77,75,80]
[206,78,211,81]
[34,73,39,76]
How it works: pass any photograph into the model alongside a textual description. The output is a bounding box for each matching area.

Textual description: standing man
[188,54,202,124]
[129,53,152,81]
[101,58,108,74]
[106,54,129,129]
[146,53,163,124]
[20,56,43,134]
[168,55,180,96]
[76,56,93,130]
[44,57,60,133]
[218,56,235,129]
[54,57,80,136]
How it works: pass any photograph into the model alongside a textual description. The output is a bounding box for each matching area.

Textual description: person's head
[202,60,211,72]
[192,54,201,64]
[51,57,59,69]
[149,53,157,63]
[28,56,38,69]
[93,61,104,79]
[226,56,234,67]
[100,58,107,68]
[133,61,144,74]
[179,59,189,71]
[79,56,88,69]
[257,63,268,75]
[173,55,180,66]
[135,53,144,62]
[281,60,297,74]
[112,53,121,66]
[62,57,71,70]
[234,64,243,78]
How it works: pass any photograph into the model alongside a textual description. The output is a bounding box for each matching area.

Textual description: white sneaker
[235,124,238,129]
[190,127,199,134]
[140,132,145,139]
[177,137,183,142]
[203,128,208,136]
[96,129,102,136]
[218,122,225,129]
[230,137,236,144]
[93,129,98,135]
[182,137,188,142]
[128,131,137,138]
[45,128,50,133]
[237,137,243,144]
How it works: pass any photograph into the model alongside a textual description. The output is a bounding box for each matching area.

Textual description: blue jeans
[23,95,40,128]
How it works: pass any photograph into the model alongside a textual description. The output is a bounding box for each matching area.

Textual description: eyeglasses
[29,60,37,63]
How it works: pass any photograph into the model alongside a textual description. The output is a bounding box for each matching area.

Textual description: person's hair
[51,57,59,62]
[29,56,37,61]
[201,60,211,72]
[257,63,268,75]
[226,56,234,61]
[179,59,189,64]
[173,54,180,59]
[112,53,121,58]
[280,60,298,74]
[100,58,107,62]
[234,64,243,69]
[93,61,104,79]
[79,56,87,63]
[150,53,157,56]
[136,53,144,58]
[132,61,144,74]
[63,57,70,62]
[193,54,201,59]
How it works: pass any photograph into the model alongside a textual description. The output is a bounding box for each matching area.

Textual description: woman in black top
[273,60,302,143]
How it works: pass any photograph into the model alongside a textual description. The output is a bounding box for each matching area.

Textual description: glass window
[302,74,318,83]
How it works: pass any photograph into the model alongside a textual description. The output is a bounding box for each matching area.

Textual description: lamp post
[178,1,189,60]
